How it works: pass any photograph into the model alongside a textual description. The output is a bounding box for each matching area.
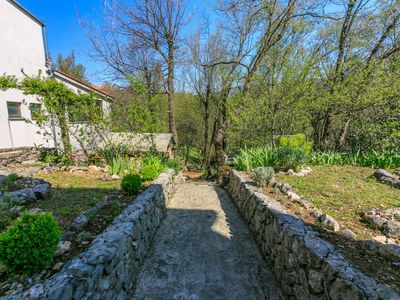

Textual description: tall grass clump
[234,147,276,171]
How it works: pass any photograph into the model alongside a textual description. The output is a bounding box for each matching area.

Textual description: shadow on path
[133,182,282,300]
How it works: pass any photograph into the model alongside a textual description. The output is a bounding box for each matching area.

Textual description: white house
[0,0,113,151]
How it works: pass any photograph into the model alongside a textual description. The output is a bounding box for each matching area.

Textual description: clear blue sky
[18,0,215,85]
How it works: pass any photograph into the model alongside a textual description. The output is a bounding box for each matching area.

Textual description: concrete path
[133,182,282,300]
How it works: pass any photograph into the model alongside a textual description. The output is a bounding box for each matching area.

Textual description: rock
[340,229,356,240]
[383,220,400,238]
[287,191,301,201]
[21,160,37,166]
[27,208,45,215]
[395,168,400,176]
[53,262,64,271]
[57,241,72,255]
[372,235,387,244]
[33,183,51,199]
[392,262,400,268]
[310,209,324,219]
[329,279,362,300]
[287,169,295,176]
[308,270,323,293]
[5,188,36,203]
[88,165,100,174]
[0,175,7,184]
[318,214,340,232]
[374,169,397,180]
[111,174,121,180]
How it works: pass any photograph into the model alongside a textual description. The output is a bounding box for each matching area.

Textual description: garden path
[133,181,282,299]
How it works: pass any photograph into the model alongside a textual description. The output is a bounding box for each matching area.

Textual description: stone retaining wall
[2,170,181,300]
[226,170,398,299]
[0,148,41,166]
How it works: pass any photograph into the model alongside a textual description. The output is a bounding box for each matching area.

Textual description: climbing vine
[0,73,109,160]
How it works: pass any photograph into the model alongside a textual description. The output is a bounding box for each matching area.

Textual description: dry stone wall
[226,170,399,300]
[1,170,181,300]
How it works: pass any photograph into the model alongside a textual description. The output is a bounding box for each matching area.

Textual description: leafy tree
[55,51,88,82]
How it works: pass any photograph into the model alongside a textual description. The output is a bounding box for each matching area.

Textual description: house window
[30,103,42,120]
[7,102,22,119]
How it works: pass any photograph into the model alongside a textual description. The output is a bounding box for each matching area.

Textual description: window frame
[7,102,22,120]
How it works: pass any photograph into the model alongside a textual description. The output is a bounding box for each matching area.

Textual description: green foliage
[279,134,312,154]
[0,75,17,91]
[252,167,275,187]
[6,173,19,182]
[310,150,400,168]
[121,174,142,194]
[0,212,61,274]
[76,231,93,243]
[55,51,88,82]
[166,158,181,173]
[139,154,166,180]
[100,144,130,166]
[275,147,308,171]
[234,147,276,171]
[109,157,132,176]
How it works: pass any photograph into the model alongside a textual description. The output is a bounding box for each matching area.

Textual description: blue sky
[18,0,215,85]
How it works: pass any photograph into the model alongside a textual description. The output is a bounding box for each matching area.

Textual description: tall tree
[82,0,189,149]
[55,51,88,82]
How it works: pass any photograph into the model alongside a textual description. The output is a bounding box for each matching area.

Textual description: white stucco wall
[0,0,53,149]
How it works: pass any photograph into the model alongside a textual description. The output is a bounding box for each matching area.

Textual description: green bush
[139,154,166,180]
[6,173,19,182]
[0,212,61,274]
[121,174,142,194]
[279,134,312,154]
[140,164,161,181]
[234,147,276,171]
[275,146,307,171]
[252,167,275,187]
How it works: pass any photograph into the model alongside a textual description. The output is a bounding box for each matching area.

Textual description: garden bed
[0,171,143,297]
[255,165,400,292]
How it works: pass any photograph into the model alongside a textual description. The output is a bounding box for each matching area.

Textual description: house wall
[0,0,53,149]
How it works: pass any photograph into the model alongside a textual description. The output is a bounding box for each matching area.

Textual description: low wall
[0,147,41,166]
[226,170,398,299]
[3,170,180,300]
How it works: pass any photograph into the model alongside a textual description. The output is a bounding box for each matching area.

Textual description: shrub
[234,147,276,171]
[140,164,161,181]
[0,212,61,274]
[139,154,166,180]
[121,174,142,194]
[76,231,93,243]
[6,173,19,182]
[100,144,130,166]
[275,146,307,171]
[252,167,275,187]
[279,133,312,154]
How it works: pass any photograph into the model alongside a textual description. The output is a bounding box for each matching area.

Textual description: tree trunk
[202,100,211,170]
[338,119,351,151]
[58,110,72,158]
[167,42,178,148]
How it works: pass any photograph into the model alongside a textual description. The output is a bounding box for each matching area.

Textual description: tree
[82,0,190,149]
[55,51,88,82]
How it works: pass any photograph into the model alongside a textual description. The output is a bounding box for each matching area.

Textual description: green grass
[30,172,121,229]
[276,165,400,239]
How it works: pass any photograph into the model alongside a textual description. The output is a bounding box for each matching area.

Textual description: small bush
[0,212,61,274]
[279,133,312,154]
[6,173,19,182]
[252,167,275,187]
[121,174,142,194]
[275,146,307,171]
[140,164,161,181]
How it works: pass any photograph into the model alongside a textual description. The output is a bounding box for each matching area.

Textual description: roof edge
[53,70,114,100]
[8,0,45,27]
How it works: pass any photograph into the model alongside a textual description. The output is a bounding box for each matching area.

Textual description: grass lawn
[31,172,121,229]
[276,165,400,239]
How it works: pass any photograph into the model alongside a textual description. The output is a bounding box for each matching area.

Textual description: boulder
[383,220,400,238]
[33,183,51,199]
[374,169,397,180]
[5,188,36,203]
[340,229,356,240]
[318,214,340,232]
[57,241,72,256]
